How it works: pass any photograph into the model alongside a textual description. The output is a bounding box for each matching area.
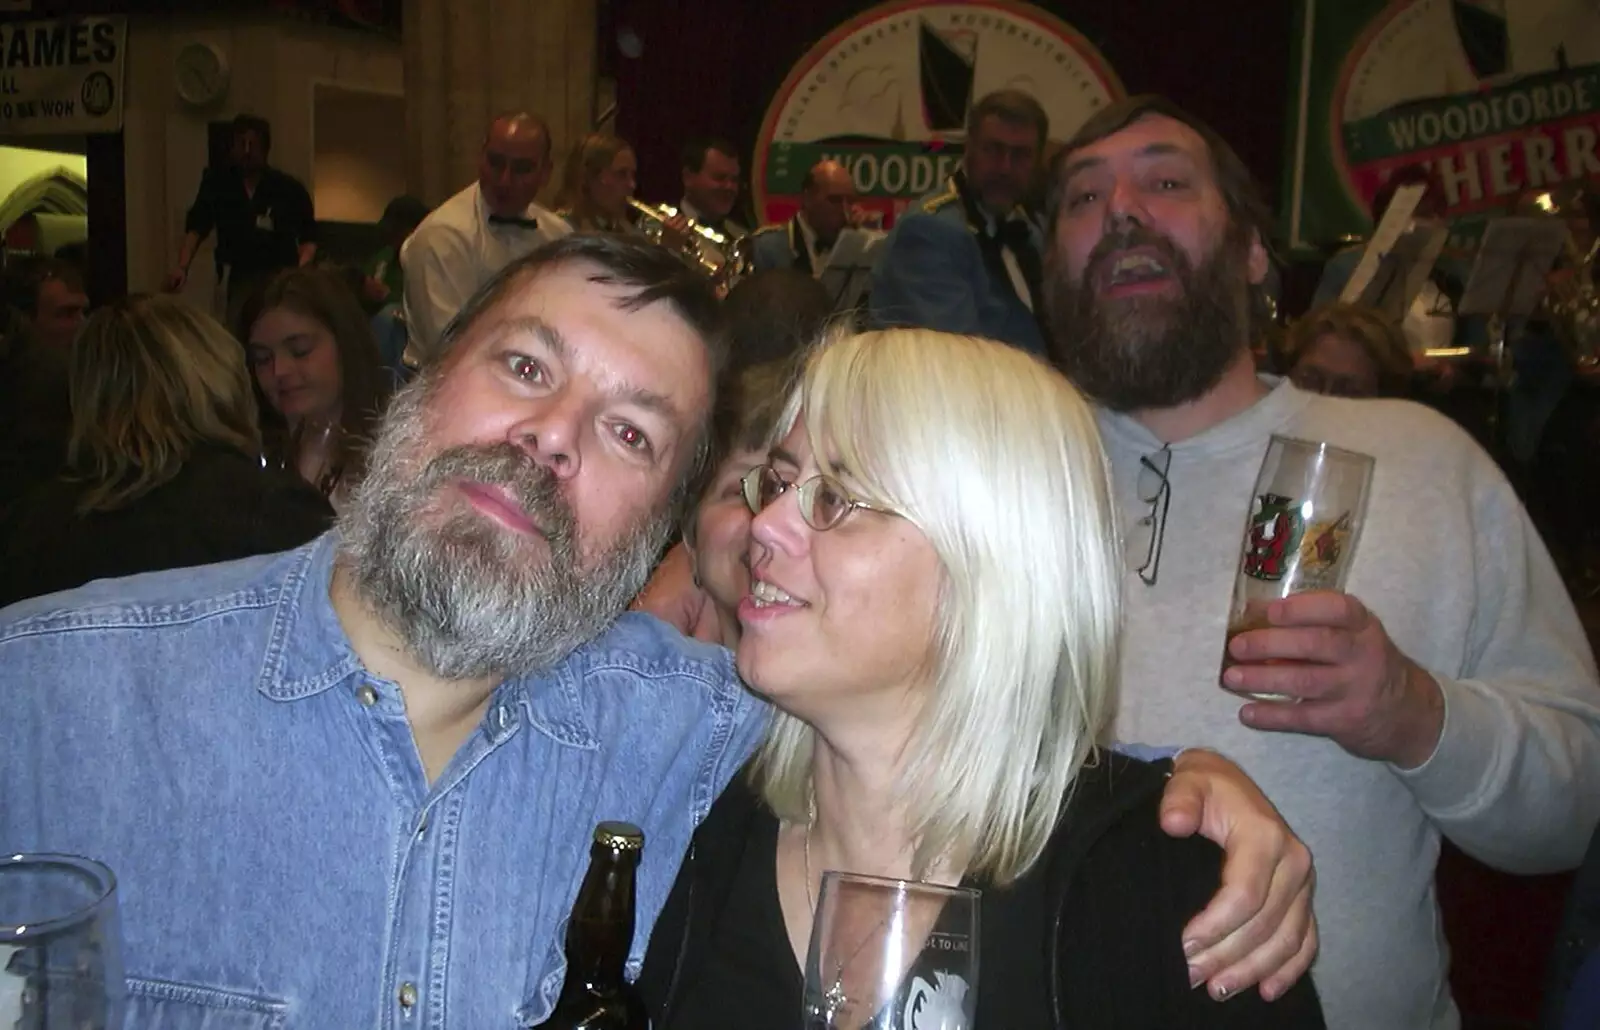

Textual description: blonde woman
[555,132,639,233]
[0,295,331,607]
[639,329,1323,1026]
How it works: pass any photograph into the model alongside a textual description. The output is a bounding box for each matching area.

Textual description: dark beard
[1045,223,1254,412]
[336,376,671,682]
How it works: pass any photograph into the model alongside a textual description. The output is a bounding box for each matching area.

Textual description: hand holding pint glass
[1221,435,1375,702]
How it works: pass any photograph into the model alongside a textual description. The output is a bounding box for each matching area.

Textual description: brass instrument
[1522,188,1598,368]
[627,198,751,290]
[1546,234,1599,369]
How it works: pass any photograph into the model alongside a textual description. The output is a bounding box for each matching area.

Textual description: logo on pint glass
[903,970,971,1029]
[1327,0,1600,237]
[1302,511,1355,574]
[1242,493,1304,582]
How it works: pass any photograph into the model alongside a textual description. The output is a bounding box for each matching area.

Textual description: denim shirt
[0,534,768,1029]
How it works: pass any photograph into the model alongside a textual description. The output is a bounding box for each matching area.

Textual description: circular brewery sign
[752,0,1123,228]
[1332,0,1600,228]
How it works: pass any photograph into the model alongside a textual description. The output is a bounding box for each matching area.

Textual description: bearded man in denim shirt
[1,236,1314,1029]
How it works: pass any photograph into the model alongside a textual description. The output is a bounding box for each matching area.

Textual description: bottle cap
[593,821,645,851]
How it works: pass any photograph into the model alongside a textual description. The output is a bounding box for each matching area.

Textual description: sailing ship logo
[919,21,977,135]
[1330,0,1600,226]
[753,0,1122,229]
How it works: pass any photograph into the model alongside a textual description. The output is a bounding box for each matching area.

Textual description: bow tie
[991,218,1034,250]
[488,214,541,230]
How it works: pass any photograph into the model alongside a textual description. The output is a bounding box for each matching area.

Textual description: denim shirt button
[356,684,378,707]
[415,812,429,839]
[398,981,418,1010]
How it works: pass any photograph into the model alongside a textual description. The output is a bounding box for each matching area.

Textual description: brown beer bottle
[530,821,650,1030]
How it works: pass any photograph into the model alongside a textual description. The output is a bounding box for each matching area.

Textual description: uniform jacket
[867,173,1047,355]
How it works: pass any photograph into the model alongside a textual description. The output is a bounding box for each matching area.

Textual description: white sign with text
[0,16,125,135]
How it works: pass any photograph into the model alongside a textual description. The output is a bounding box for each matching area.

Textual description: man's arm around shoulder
[1054,763,1325,1024]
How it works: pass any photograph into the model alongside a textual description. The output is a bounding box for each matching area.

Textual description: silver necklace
[801,793,852,1020]
[803,805,818,914]
[799,789,956,1025]
[804,795,880,1024]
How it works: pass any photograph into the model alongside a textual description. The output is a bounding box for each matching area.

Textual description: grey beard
[337,377,671,682]
[1045,224,1254,413]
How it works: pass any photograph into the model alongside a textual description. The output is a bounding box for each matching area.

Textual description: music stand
[1345,222,1449,326]
[818,227,887,316]
[1338,182,1428,308]
[1457,216,1571,447]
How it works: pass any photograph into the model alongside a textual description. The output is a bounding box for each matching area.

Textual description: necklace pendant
[823,978,849,1023]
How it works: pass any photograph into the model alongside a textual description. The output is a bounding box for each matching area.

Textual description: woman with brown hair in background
[239,266,391,509]
[0,295,330,608]
[1281,302,1414,399]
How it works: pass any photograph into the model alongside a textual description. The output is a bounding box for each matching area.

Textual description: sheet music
[1457,217,1571,317]
[1338,183,1427,305]
[1361,222,1449,322]
[818,227,887,312]
[1400,227,1450,316]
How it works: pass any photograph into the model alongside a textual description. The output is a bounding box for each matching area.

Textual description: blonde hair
[1283,302,1413,396]
[749,329,1123,885]
[67,294,262,513]
[555,132,633,229]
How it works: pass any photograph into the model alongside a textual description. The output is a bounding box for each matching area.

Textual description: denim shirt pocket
[124,977,289,1030]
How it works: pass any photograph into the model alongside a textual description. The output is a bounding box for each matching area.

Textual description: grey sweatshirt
[1097,379,1600,1030]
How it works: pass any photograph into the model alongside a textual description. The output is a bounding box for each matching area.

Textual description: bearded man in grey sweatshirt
[1042,94,1600,1030]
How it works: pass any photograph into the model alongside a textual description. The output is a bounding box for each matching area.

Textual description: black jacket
[0,330,72,514]
[0,444,332,608]
[640,752,1324,1028]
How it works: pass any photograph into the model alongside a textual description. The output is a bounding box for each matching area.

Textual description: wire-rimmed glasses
[1131,445,1172,586]
[741,464,898,532]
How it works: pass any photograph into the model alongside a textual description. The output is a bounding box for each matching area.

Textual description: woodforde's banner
[752,0,1123,229]
[0,16,126,136]
[1283,0,1600,251]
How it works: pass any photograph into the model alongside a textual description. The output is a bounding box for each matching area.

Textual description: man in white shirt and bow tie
[402,112,573,361]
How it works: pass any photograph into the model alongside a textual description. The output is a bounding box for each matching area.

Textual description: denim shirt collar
[253,532,599,749]
[256,534,362,702]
